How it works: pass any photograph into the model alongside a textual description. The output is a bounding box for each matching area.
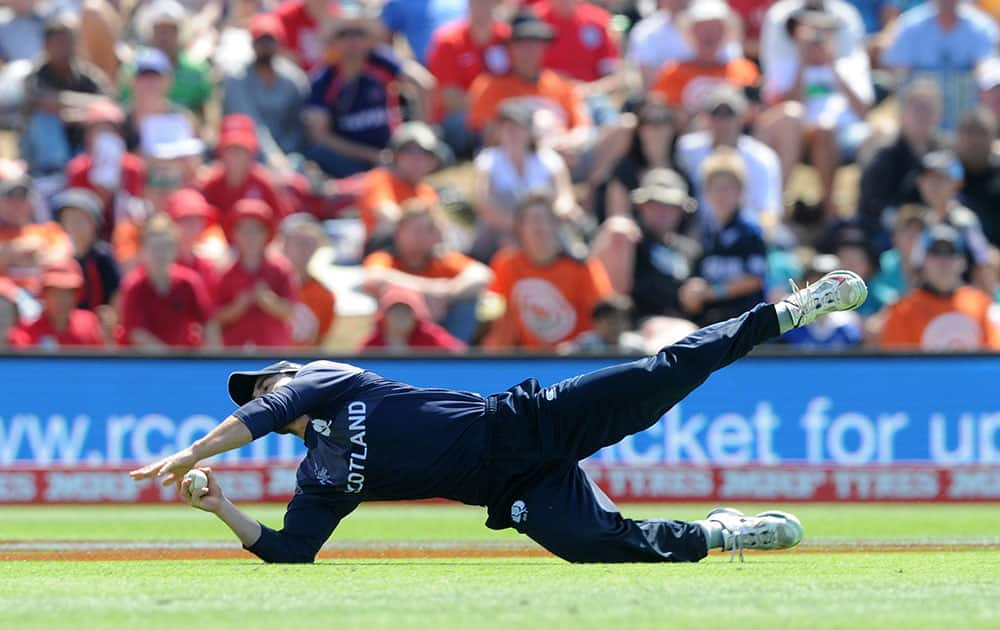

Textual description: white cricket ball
[184,469,209,499]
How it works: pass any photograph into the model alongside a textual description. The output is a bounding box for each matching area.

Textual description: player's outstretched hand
[128,447,198,486]
[180,467,226,513]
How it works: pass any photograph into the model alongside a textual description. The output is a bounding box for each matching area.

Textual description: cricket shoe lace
[706,508,804,563]
[783,270,868,329]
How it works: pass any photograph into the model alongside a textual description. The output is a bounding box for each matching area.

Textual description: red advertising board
[2,465,1000,504]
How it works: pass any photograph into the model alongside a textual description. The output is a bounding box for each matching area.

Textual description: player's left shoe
[706,507,804,562]
[782,269,868,329]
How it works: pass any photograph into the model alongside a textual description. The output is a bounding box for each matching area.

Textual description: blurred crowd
[2,0,1000,354]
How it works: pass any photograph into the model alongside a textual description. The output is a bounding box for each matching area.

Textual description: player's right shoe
[782,270,868,329]
[706,507,804,562]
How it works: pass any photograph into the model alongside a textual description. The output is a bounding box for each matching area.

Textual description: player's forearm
[190,417,254,460]
[214,498,263,548]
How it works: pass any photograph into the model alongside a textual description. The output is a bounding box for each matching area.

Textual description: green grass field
[3,503,1000,629]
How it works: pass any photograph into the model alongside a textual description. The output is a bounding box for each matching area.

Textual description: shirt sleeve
[232,361,364,438]
[306,70,330,109]
[245,491,359,563]
[426,34,459,87]
[120,278,144,333]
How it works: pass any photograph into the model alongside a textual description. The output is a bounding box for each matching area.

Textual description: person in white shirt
[676,86,783,235]
[626,0,740,89]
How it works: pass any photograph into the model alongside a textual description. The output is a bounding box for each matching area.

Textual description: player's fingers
[161,472,178,487]
[128,462,160,479]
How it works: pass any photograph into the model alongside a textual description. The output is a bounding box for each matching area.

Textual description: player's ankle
[774,302,797,335]
[693,519,724,549]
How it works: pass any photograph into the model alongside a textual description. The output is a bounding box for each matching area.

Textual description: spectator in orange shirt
[0,163,71,265]
[199,114,291,239]
[425,0,511,157]
[280,213,336,346]
[356,122,443,247]
[364,199,493,342]
[118,214,217,349]
[651,0,759,118]
[485,192,613,350]
[467,8,592,158]
[360,285,465,353]
[21,259,105,349]
[881,224,1000,350]
[215,199,298,347]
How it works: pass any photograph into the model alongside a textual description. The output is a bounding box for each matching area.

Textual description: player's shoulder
[299,360,366,378]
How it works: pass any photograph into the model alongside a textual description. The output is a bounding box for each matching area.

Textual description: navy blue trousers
[486,304,780,563]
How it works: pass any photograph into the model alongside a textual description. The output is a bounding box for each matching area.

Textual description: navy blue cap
[228,360,303,406]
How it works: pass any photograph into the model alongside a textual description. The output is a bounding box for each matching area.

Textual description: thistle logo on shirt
[345,401,368,493]
[511,500,528,524]
[311,418,332,437]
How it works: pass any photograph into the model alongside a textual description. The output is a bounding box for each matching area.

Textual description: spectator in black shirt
[592,168,701,321]
[54,188,120,312]
[680,148,767,326]
[858,80,942,249]
[21,15,110,176]
[955,107,1000,247]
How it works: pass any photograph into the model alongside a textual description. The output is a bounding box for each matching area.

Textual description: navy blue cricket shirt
[232,360,494,562]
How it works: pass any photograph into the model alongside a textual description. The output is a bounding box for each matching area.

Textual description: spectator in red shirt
[199,114,291,238]
[280,213,337,346]
[274,0,340,72]
[66,100,146,241]
[119,214,217,349]
[425,0,511,157]
[0,278,31,348]
[215,199,298,347]
[164,188,224,294]
[21,259,104,349]
[360,285,465,353]
[54,188,121,312]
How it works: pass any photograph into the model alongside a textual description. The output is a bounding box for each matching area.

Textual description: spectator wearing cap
[223,13,310,172]
[355,122,443,246]
[471,101,577,262]
[164,188,225,294]
[676,86,782,232]
[20,259,105,348]
[484,192,613,350]
[54,188,121,312]
[679,149,768,326]
[759,10,874,219]
[21,15,110,177]
[279,213,336,346]
[782,253,864,348]
[0,277,32,348]
[379,0,465,66]
[858,80,943,246]
[198,114,292,239]
[66,100,146,242]
[883,0,998,131]
[591,168,702,322]
[360,286,465,353]
[121,47,201,160]
[467,9,591,151]
[121,0,212,115]
[364,199,492,342]
[881,224,1000,349]
[557,294,646,355]
[275,0,341,73]
[302,8,435,178]
[915,149,994,292]
[216,199,298,347]
[651,1,759,118]
[0,0,45,64]
[118,213,216,349]
[425,0,511,158]
[954,107,1000,246]
[628,0,743,90]
[0,163,72,261]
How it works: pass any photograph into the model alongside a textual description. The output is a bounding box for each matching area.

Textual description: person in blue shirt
[379,0,466,65]
[131,269,869,564]
[302,8,435,177]
[680,148,769,326]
